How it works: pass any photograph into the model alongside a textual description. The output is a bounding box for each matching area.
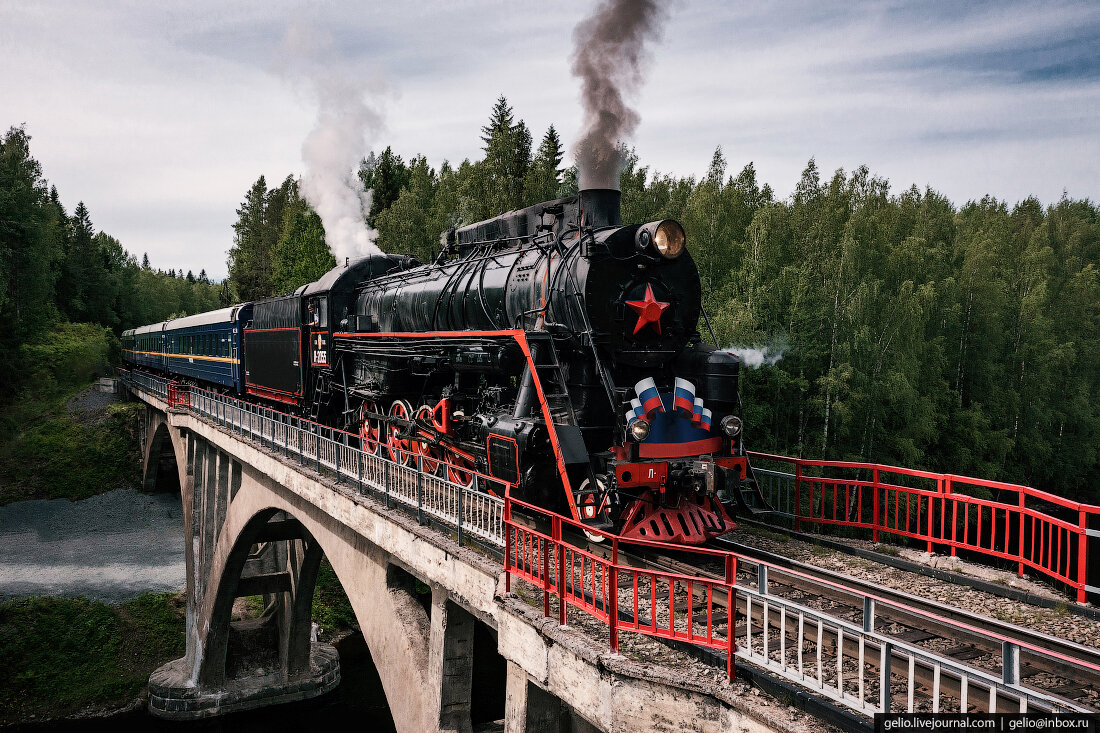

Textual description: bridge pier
[145,413,340,719]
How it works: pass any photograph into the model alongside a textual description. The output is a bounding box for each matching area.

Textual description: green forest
[4,95,1099,503]
[0,125,222,406]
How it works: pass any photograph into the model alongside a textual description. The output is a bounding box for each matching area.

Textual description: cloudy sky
[2,1,1098,279]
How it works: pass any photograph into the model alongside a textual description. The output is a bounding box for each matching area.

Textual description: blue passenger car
[163,304,253,393]
[122,322,167,372]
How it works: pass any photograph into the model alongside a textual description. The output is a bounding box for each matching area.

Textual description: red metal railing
[504,497,738,678]
[749,452,1099,603]
[167,382,191,408]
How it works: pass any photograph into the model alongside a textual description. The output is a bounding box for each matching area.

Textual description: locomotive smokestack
[579,188,621,229]
[571,0,667,192]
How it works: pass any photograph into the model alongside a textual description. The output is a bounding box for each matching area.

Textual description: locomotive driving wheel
[360,401,381,455]
[414,404,444,475]
[386,400,414,466]
[444,450,475,488]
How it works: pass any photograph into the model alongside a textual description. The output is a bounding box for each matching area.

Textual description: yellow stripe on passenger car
[123,349,240,365]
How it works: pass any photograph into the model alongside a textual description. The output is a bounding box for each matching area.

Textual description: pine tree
[523,125,565,205]
[227,176,273,300]
[0,126,58,350]
[272,180,336,294]
[477,96,532,214]
[360,147,409,222]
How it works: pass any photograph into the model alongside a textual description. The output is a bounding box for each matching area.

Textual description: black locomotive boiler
[311,188,755,544]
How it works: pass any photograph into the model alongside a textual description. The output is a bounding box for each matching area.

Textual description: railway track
[713,537,1100,695]
[594,531,1100,715]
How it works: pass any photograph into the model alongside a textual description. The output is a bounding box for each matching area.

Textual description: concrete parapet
[147,642,340,720]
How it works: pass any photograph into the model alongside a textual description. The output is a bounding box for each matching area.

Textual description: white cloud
[1,0,1097,280]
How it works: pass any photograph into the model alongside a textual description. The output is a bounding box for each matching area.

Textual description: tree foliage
[0,126,221,400]
[10,90,1100,505]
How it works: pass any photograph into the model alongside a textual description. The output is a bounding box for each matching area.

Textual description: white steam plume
[725,339,787,369]
[279,20,384,261]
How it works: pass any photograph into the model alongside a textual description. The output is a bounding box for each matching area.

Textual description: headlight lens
[635,219,687,259]
[720,415,743,438]
[653,220,686,258]
[629,419,651,441]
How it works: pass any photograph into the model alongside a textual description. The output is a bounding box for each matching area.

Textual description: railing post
[863,597,875,632]
[794,461,803,532]
[555,516,566,627]
[384,459,391,509]
[727,555,736,681]
[609,537,619,654]
[1078,509,1089,604]
[297,424,303,466]
[927,479,937,553]
[757,564,768,595]
[946,478,957,557]
[503,497,512,593]
[542,521,551,618]
[1019,491,1027,577]
[880,641,893,713]
[315,426,321,475]
[1002,641,1020,685]
[872,467,881,543]
[335,435,342,484]
[457,481,464,547]
[416,454,424,525]
[357,447,363,495]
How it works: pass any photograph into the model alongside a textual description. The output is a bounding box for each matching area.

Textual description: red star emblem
[625,283,670,335]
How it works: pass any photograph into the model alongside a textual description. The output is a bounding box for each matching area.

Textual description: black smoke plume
[571,0,667,190]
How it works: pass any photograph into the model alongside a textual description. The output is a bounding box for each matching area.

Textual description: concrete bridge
[128,376,792,733]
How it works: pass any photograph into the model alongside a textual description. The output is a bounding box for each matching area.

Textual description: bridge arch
[154,421,439,730]
[142,417,183,494]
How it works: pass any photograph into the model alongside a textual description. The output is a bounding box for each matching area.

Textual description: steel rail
[714,536,1100,684]
[574,529,1093,714]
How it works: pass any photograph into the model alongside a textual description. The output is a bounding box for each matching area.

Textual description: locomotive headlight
[636,220,686,259]
[629,418,652,441]
[720,415,743,438]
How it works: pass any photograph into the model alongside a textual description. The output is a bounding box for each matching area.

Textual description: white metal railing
[735,581,1086,715]
[118,370,1094,717]
[183,383,506,547]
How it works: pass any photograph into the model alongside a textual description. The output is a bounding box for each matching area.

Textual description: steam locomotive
[124,188,761,545]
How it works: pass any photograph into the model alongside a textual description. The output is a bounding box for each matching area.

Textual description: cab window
[309,297,329,328]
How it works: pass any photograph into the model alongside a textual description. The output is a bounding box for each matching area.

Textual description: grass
[0,593,185,725]
[810,543,835,558]
[0,398,141,505]
[0,321,138,506]
[312,558,358,640]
